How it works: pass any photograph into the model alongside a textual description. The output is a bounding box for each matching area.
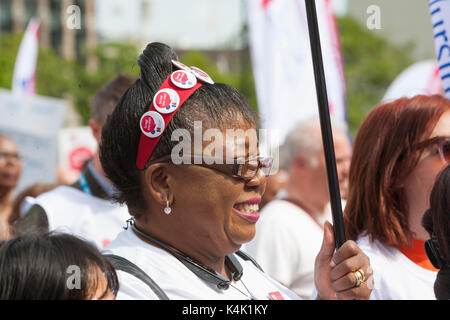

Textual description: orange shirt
[398,239,439,272]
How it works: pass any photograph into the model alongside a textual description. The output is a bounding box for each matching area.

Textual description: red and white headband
[136,60,214,169]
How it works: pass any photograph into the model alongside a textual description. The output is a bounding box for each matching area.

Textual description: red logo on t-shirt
[268,291,285,300]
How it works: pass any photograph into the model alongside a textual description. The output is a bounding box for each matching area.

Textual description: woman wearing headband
[344,95,450,299]
[100,42,373,300]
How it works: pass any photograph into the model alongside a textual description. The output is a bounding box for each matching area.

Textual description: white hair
[280,116,348,170]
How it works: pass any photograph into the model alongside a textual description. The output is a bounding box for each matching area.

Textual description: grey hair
[279,116,348,170]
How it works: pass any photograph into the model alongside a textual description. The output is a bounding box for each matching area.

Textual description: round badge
[140,111,165,138]
[153,88,180,114]
[170,70,197,89]
[171,59,190,71]
[190,66,214,84]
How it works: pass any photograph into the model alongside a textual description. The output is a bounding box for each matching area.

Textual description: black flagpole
[304,0,346,249]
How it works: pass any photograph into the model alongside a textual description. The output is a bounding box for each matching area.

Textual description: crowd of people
[0,41,448,300]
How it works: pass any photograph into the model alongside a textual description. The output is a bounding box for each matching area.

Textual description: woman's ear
[143,164,173,206]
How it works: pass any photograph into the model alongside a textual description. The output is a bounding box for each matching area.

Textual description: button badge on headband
[190,66,214,84]
[171,70,197,89]
[140,111,165,138]
[171,60,191,72]
[153,88,180,114]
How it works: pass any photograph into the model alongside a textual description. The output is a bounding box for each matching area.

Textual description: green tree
[337,16,413,135]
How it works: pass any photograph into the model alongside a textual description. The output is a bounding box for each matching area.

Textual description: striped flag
[429,0,450,97]
[246,0,347,144]
[12,18,40,95]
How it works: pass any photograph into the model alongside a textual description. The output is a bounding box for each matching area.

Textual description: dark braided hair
[100,42,257,214]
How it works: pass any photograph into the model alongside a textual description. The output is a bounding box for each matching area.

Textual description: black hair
[0,232,119,300]
[422,165,450,300]
[91,74,137,126]
[100,42,257,214]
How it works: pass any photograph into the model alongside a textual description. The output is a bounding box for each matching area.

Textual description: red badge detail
[170,70,197,89]
[153,88,180,114]
[102,239,111,248]
[140,111,164,138]
[155,91,170,108]
[173,71,188,83]
[268,291,285,300]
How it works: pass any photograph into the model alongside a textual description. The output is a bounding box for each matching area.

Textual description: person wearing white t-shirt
[100,42,373,300]
[243,117,351,299]
[15,75,135,249]
[344,96,450,299]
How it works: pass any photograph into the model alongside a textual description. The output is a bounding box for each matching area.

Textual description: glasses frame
[145,154,274,182]
[414,136,450,164]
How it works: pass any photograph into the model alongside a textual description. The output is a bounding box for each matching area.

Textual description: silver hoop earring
[164,200,172,215]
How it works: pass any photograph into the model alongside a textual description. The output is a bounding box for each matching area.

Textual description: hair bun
[138,42,178,92]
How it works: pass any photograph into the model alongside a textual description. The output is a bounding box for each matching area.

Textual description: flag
[382,60,444,103]
[246,0,347,145]
[12,18,40,95]
[429,0,450,98]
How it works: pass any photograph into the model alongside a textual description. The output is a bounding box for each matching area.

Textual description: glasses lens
[259,157,274,176]
[241,159,258,179]
[442,140,450,163]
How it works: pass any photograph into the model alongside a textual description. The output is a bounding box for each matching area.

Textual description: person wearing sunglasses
[100,42,373,300]
[0,134,23,240]
[344,95,450,299]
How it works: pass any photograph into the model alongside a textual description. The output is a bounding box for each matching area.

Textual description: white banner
[58,127,97,173]
[246,0,347,145]
[12,18,40,95]
[0,89,66,193]
[382,60,444,103]
[429,0,450,97]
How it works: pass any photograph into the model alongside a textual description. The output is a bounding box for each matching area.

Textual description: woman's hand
[314,221,373,300]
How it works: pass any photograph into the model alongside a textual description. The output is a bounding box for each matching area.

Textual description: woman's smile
[232,197,261,223]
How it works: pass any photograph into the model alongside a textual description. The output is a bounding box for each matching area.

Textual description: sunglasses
[415,136,450,164]
[146,154,274,182]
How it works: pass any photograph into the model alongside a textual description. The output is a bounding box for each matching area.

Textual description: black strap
[235,250,264,272]
[14,204,49,236]
[104,254,169,300]
[71,160,110,200]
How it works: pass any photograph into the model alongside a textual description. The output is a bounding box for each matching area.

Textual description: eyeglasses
[415,136,450,164]
[0,152,23,163]
[146,154,274,182]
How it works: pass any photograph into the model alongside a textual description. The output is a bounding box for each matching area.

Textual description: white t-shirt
[242,199,332,299]
[356,235,437,300]
[103,228,300,300]
[35,186,130,249]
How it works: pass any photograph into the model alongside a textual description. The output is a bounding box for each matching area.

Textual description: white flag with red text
[12,18,40,95]
[246,0,347,144]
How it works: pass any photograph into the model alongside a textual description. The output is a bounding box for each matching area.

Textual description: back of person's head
[345,95,449,247]
[0,232,118,300]
[9,183,58,227]
[91,74,136,127]
[100,42,257,216]
[422,165,450,299]
[280,116,348,170]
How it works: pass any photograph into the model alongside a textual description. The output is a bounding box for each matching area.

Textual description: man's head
[280,117,352,211]
[0,135,22,191]
[89,75,136,144]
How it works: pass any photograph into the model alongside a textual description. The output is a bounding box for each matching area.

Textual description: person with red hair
[344,95,450,299]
